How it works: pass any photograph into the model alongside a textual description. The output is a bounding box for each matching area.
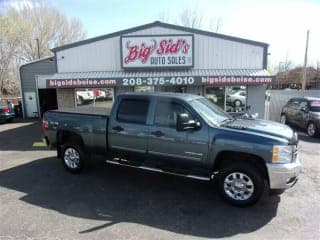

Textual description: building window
[75,88,114,108]
[226,86,247,113]
[164,86,186,93]
[205,86,247,113]
[205,86,225,110]
[134,86,154,92]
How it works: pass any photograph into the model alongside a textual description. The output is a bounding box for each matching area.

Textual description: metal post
[36,38,40,59]
[302,30,309,90]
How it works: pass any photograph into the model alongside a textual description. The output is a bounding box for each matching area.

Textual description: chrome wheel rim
[224,172,254,201]
[64,147,80,169]
[234,100,241,107]
[308,123,315,136]
[280,115,286,124]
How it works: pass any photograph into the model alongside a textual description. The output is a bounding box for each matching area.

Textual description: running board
[105,159,210,181]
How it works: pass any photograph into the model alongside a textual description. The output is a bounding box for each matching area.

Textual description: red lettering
[170,39,180,53]
[124,40,156,64]
[124,43,139,64]
[157,40,167,54]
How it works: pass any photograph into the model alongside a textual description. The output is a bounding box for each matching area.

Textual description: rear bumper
[266,157,301,190]
[0,112,15,120]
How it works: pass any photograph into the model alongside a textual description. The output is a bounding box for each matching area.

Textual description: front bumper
[266,156,301,190]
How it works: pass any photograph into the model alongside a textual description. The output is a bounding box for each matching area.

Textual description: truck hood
[222,118,297,144]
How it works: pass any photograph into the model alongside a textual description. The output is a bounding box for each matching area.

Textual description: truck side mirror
[300,107,309,113]
[176,113,201,131]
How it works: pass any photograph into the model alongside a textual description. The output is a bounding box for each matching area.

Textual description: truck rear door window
[117,99,149,124]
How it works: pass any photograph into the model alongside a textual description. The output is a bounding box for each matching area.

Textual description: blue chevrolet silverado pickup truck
[42,92,301,206]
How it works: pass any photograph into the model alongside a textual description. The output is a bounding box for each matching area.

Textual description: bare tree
[178,8,203,29]
[6,2,86,62]
[0,15,22,97]
[157,7,222,33]
[0,1,86,96]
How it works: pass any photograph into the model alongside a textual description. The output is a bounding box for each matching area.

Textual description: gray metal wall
[19,57,56,117]
[266,90,320,122]
[56,26,264,73]
[247,85,267,119]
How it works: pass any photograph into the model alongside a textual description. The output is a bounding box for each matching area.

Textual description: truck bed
[50,107,111,117]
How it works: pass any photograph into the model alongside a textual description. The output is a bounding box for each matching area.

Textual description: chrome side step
[106,159,210,181]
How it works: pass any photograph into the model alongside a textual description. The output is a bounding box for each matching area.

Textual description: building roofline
[19,56,55,69]
[51,21,269,53]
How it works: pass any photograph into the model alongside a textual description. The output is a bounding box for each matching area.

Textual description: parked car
[226,90,246,107]
[76,90,94,105]
[0,102,15,123]
[93,89,106,100]
[43,92,300,207]
[105,88,114,100]
[280,97,320,137]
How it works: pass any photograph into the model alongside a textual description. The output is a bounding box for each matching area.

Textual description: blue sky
[2,0,320,69]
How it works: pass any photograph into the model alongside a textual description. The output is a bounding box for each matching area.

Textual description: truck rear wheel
[61,142,86,173]
[218,163,264,207]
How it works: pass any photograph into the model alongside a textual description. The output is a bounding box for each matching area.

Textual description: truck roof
[119,92,202,101]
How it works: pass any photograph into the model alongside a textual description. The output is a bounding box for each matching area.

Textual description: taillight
[42,119,49,131]
[2,107,10,113]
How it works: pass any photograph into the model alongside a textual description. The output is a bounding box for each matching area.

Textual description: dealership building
[19,21,273,118]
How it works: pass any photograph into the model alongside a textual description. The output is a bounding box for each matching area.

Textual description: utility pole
[302,30,309,90]
[35,38,40,59]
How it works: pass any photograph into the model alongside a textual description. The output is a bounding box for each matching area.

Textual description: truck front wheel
[61,142,86,173]
[218,163,264,207]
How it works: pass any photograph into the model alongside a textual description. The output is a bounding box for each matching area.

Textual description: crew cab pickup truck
[42,92,301,206]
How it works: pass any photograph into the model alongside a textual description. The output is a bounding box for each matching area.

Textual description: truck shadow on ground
[0,121,47,151]
[0,156,280,238]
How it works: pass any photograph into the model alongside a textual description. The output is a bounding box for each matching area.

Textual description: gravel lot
[0,120,319,240]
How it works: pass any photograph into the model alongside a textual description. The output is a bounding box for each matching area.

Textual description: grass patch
[32,141,46,147]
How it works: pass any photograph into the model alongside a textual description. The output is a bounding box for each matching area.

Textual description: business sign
[120,34,194,69]
[46,76,274,88]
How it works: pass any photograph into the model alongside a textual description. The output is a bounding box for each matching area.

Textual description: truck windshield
[189,98,232,126]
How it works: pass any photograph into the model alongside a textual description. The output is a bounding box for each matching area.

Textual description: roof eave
[51,21,269,53]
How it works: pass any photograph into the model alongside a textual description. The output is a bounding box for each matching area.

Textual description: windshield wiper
[220,118,235,125]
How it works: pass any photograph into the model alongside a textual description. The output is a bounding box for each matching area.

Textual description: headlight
[272,145,293,163]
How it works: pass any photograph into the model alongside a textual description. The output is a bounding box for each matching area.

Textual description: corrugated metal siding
[247,85,266,119]
[56,26,264,73]
[20,58,56,92]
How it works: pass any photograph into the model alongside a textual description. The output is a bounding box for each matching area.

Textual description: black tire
[5,118,14,123]
[61,142,87,173]
[233,99,242,107]
[77,96,84,105]
[307,122,319,137]
[217,163,264,207]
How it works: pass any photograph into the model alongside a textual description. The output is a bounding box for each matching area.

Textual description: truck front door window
[154,101,193,128]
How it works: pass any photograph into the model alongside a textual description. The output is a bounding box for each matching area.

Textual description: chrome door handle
[151,131,164,137]
[112,126,124,132]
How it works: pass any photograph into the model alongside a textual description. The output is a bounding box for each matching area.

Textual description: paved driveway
[0,121,319,240]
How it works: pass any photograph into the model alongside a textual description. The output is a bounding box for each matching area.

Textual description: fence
[265,90,320,122]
